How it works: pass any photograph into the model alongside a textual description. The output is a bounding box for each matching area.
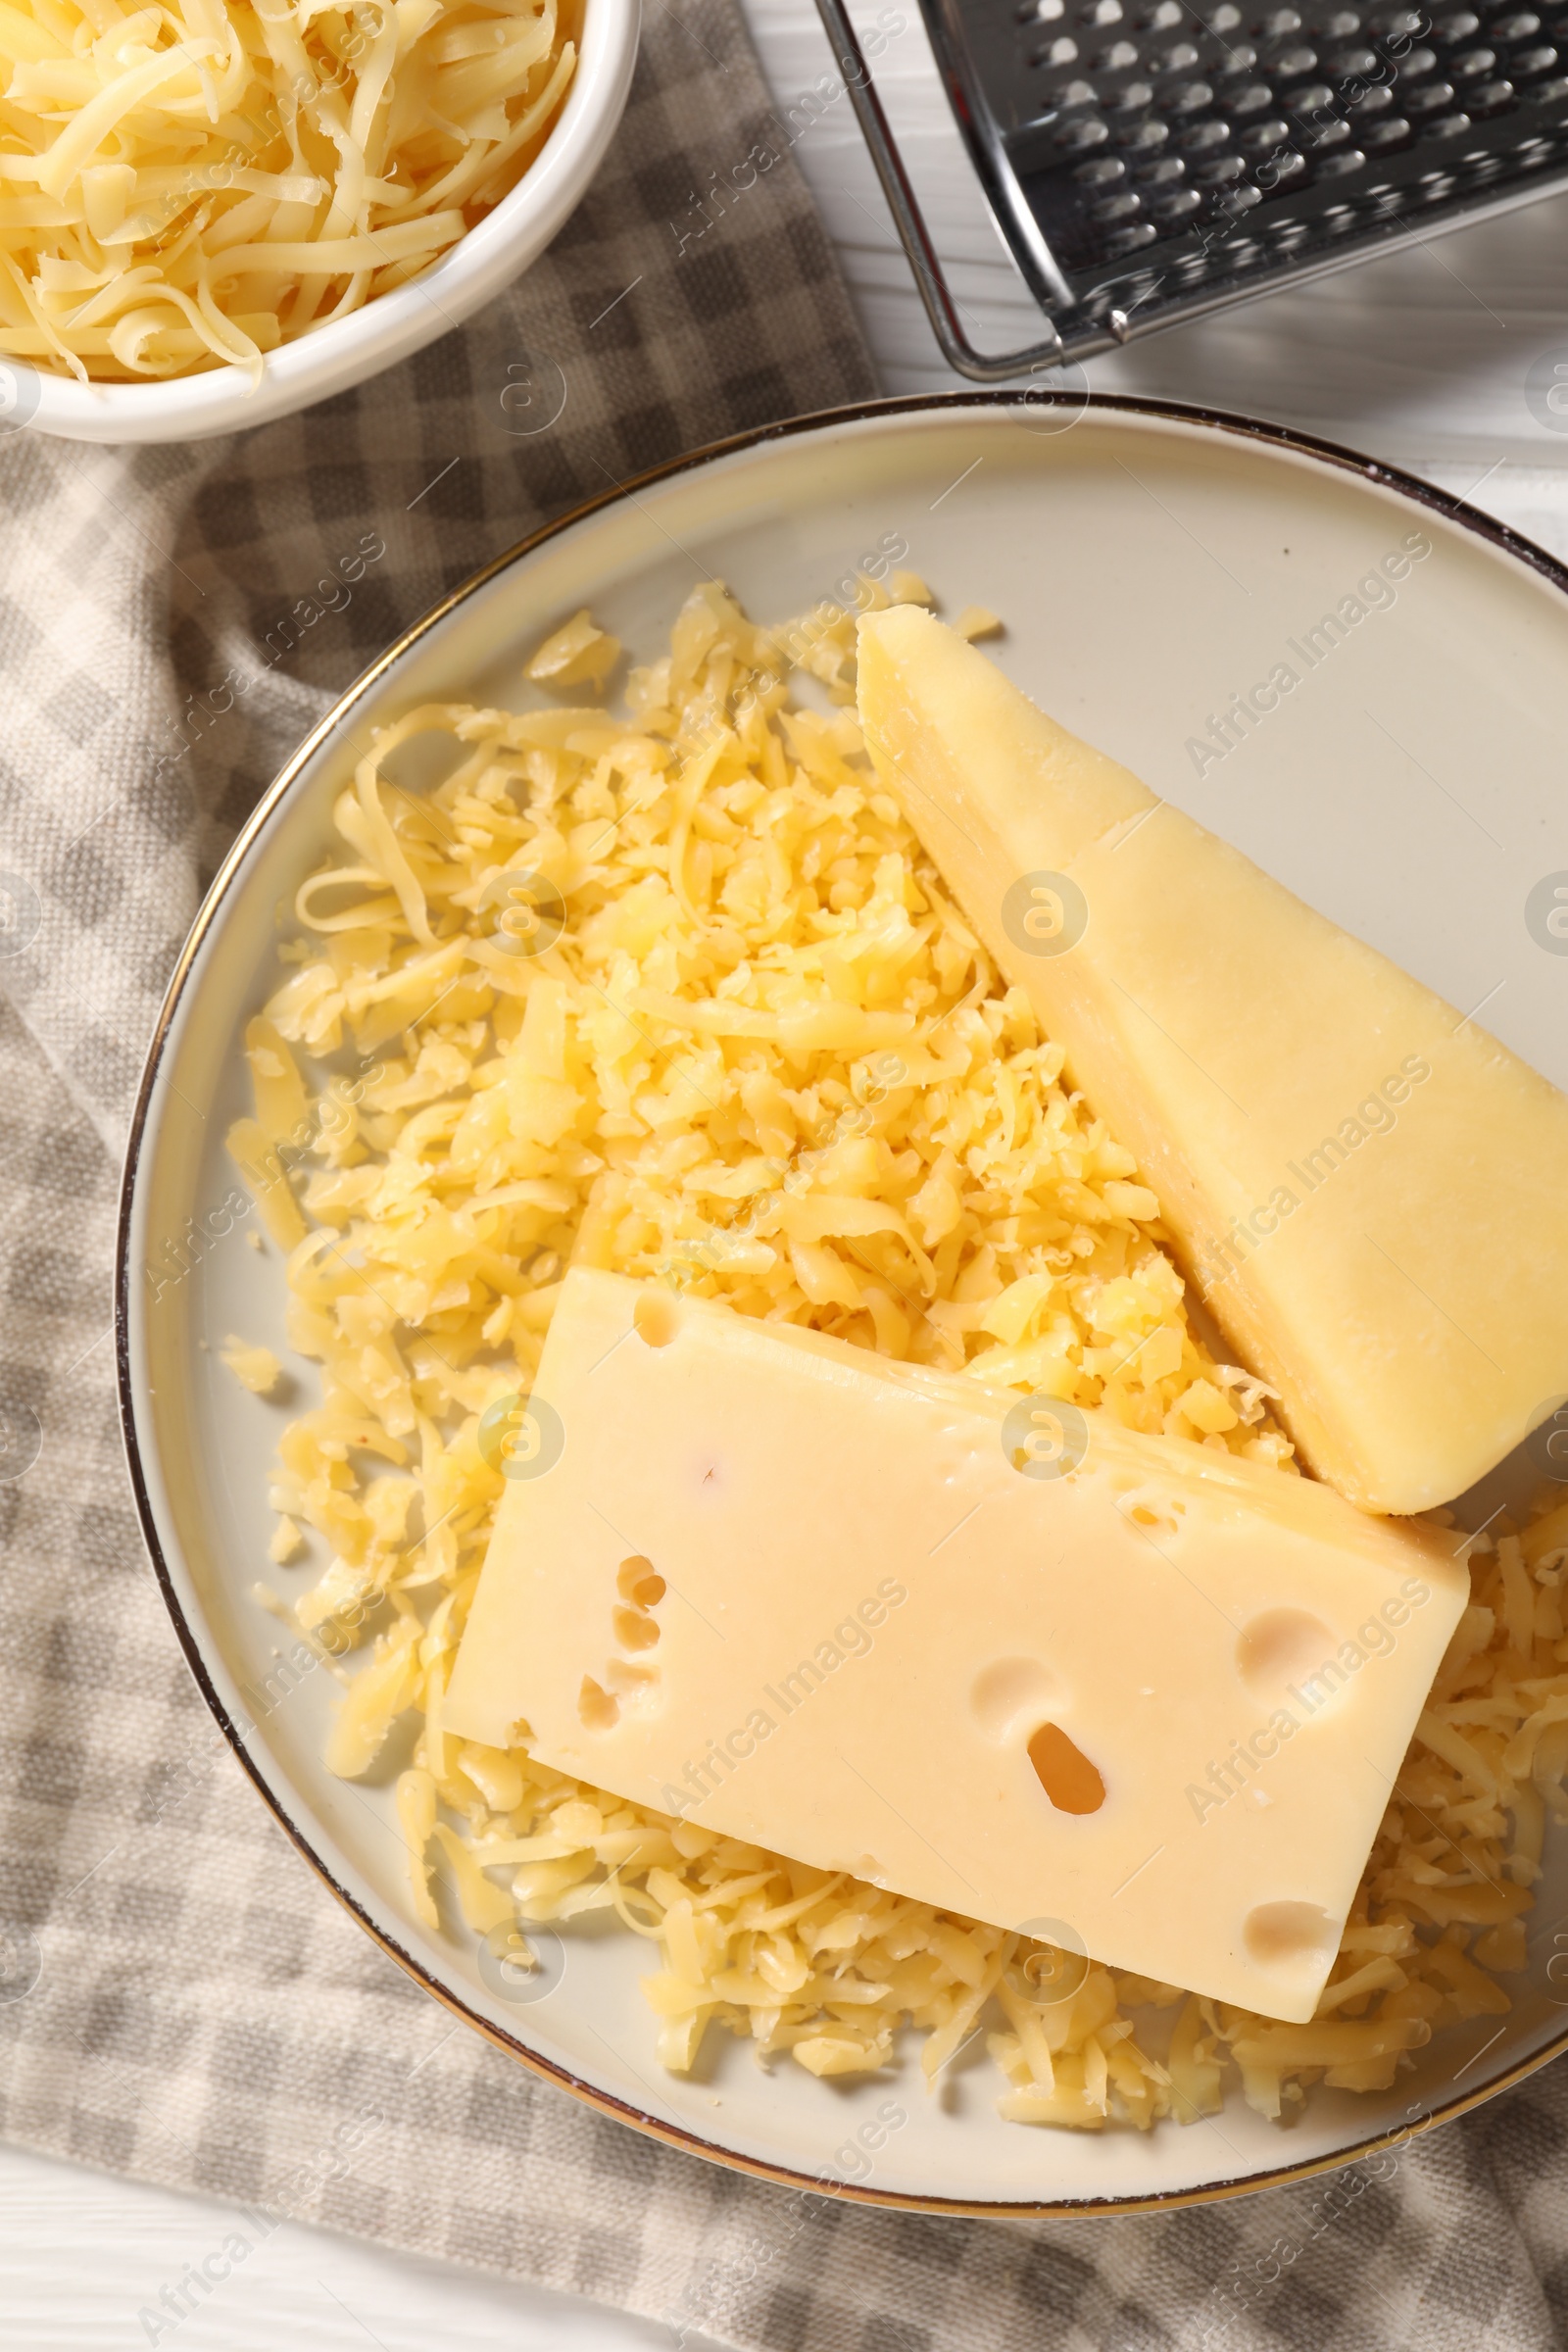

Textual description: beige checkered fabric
[2,3,1568,2342]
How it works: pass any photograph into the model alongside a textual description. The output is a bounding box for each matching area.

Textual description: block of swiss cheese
[445,1271,1467,2023]
[856,604,1568,1515]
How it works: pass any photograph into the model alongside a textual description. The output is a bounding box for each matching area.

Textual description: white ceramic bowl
[6,0,639,446]
[120,396,1568,2214]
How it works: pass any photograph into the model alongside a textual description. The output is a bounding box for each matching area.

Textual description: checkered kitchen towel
[2,2,1568,2341]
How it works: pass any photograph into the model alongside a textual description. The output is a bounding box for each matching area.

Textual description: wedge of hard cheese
[446,1270,1466,2023]
[857,605,1568,1515]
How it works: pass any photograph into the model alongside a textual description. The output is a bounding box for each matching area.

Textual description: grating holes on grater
[900,0,1568,359]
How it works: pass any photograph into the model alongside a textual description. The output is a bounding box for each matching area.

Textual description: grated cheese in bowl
[231,572,1568,2131]
[0,0,576,381]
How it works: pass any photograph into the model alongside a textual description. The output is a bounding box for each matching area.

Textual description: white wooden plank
[0,2141,720,2350]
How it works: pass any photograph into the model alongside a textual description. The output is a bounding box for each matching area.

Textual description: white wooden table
[8,5,1568,2340]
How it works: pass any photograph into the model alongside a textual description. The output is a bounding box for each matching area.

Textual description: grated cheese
[235,572,1567,2131]
[219,1334,282,1394]
[0,0,576,381]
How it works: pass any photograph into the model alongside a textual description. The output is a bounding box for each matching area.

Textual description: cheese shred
[0,0,576,381]
[239,574,1563,2132]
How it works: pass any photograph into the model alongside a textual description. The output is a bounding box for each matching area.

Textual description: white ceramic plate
[118,394,1568,2215]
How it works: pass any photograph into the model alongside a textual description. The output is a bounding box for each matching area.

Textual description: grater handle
[810,0,1069,383]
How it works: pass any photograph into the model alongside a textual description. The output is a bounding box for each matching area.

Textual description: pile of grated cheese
[0,0,575,381]
[234,572,1568,2132]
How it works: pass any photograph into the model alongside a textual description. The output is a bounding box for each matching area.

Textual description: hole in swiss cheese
[1027,1722,1106,1815]
[633,1289,681,1348]
[577,1675,619,1731]
[613,1602,661,1652]
[616,1555,666,1609]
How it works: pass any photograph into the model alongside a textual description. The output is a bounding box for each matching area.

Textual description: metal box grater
[813,0,1568,375]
